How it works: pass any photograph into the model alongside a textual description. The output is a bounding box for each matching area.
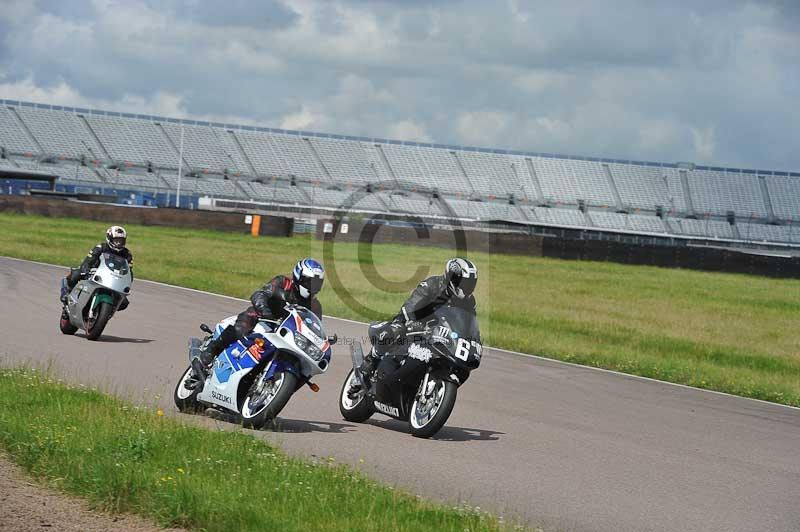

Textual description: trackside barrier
[0,196,293,237]
[316,218,800,279]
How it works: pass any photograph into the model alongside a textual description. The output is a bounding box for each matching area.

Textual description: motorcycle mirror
[327,334,338,345]
[200,323,213,334]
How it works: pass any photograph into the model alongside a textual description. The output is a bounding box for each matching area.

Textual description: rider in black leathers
[358,258,479,378]
[61,226,133,308]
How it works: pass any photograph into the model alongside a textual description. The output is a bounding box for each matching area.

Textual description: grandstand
[0,99,798,246]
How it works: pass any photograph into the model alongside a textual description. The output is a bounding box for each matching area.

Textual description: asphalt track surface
[1,257,799,532]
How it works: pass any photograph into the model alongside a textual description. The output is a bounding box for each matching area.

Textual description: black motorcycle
[339,304,482,438]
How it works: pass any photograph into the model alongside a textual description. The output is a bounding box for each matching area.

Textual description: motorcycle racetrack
[1,256,798,532]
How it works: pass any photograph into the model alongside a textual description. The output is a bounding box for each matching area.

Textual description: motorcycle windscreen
[294,306,326,337]
[432,305,482,368]
[433,305,480,343]
[102,253,129,275]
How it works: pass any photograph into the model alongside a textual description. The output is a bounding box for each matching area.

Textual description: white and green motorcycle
[59,253,132,341]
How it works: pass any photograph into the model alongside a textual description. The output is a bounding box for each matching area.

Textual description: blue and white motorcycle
[173,305,335,429]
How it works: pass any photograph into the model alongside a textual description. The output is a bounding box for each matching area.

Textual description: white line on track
[4,254,799,412]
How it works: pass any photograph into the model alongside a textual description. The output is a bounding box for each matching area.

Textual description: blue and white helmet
[293,258,325,299]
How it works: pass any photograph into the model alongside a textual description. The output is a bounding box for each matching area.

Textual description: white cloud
[209,40,286,74]
[513,70,571,94]
[0,0,796,170]
[691,126,717,162]
[279,105,324,130]
[0,77,188,117]
[507,0,531,24]
[0,78,89,107]
[456,111,511,147]
[387,120,431,143]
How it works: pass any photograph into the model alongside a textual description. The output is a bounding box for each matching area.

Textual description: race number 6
[455,338,471,361]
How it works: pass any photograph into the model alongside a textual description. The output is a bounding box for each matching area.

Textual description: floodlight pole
[175,127,185,208]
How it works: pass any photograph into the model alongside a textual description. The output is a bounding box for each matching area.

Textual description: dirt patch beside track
[0,454,183,532]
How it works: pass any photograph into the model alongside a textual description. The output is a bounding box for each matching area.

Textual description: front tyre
[174,365,202,413]
[409,377,457,438]
[59,309,78,335]
[85,301,113,341]
[339,368,373,423]
[241,370,297,430]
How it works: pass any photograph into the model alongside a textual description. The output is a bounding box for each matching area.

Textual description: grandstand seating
[738,222,798,243]
[349,191,390,212]
[308,137,374,186]
[531,206,588,227]
[107,170,164,190]
[607,163,686,213]
[240,181,309,205]
[268,134,327,182]
[360,143,394,185]
[589,210,667,233]
[379,144,430,190]
[48,162,104,183]
[456,151,516,197]
[382,193,445,216]
[764,175,800,220]
[84,115,177,167]
[0,107,38,154]
[160,122,241,174]
[15,106,106,160]
[10,155,42,171]
[1,100,798,246]
[667,217,734,239]
[687,169,766,217]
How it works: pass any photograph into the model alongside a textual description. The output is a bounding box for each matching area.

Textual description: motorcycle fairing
[372,355,427,420]
[284,309,333,367]
[198,348,256,411]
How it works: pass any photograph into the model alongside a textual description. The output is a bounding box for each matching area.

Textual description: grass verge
[0,211,799,406]
[0,369,513,532]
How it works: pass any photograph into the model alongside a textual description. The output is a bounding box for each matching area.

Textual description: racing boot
[60,277,70,304]
[191,325,238,379]
[349,347,381,399]
[358,347,381,379]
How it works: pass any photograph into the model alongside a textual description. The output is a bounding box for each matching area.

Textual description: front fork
[87,292,116,319]
[88,294,97,320]
[259,356,317,393]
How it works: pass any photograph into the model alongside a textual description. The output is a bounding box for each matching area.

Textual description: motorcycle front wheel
[409,376,457,438]
[173,365,202,413]
[339,368,372,422]
[241,370,297,430]
[85,301,113,341]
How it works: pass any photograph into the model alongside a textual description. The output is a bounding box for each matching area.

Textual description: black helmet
[445,258,478,299]
[106,226,127,252]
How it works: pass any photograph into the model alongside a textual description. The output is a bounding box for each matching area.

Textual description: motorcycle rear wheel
[241,370,297,430]
[59,309,78,335]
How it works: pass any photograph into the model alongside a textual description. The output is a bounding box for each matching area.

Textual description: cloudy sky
[1,0,798,171]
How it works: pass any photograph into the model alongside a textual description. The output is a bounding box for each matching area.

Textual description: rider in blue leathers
[193,258,324,377]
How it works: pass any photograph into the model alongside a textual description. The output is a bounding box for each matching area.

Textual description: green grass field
[1,212,799,406]
[0,369,510,532]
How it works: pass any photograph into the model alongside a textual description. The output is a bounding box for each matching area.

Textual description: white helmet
[106,226,127,252]
[445,258,478,299]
